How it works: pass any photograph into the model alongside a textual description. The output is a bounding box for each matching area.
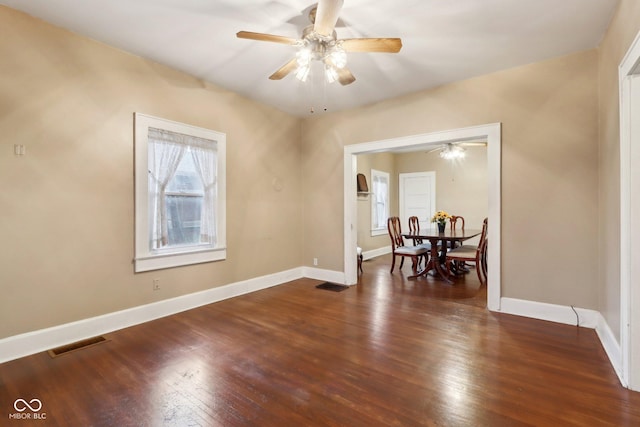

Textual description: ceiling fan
[236,0,402,86]
[427,141,488,160]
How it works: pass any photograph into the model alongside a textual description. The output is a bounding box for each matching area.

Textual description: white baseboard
[499,297,626,387]
[595,313,625,387]
[0,267,305,364]
[301,266,346,285]
[499,297,599,328]
[362,246,391,261]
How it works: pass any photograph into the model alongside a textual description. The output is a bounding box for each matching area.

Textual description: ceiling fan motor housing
[301,26,338,60]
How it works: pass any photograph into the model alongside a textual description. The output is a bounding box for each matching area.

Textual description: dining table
[402,227,482,283]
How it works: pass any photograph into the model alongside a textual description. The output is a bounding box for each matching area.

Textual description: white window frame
[134,113,226,272]
[370,169,390,236]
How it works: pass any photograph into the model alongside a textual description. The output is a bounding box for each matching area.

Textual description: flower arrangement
[431,210,451,225]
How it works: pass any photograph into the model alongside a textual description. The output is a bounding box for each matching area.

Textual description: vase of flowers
[431,210,451,233]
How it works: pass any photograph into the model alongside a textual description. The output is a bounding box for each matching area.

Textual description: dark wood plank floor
[2,256,639,426]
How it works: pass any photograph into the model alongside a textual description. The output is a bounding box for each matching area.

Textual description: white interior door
[399,172,436,231]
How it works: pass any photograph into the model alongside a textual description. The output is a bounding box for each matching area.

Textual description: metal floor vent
[48,336,108,358]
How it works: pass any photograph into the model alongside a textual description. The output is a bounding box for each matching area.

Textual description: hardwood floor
[2,256,640,426]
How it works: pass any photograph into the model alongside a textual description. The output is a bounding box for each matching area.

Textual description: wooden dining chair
[408,216,420,236]
[448,215,466,249]
[480,238,488,281]
[388,216,429,274]
[408,216,430,267]
[449,215,465,232]
[444,218,488,286]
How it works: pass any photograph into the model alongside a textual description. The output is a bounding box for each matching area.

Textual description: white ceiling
[2,0,618,117]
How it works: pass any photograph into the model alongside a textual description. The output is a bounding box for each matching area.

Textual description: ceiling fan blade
[236,31,298,46]
[337,67,356,86]
[460,141,488,147]
[269,58,299,80]
[425,146,443,155]
[341,38,402,53]
[314,0,344,36]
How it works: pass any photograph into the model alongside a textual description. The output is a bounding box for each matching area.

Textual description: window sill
[135,247,226,272]
[371,229,387,237]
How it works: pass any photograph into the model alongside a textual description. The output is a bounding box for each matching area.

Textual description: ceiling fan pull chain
[322,75,328,112]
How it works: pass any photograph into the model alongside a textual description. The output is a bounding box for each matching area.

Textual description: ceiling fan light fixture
[296,45,313,66]
[295,63,311,82]
[325,64,339,83]
[328,46,347,68]
[440,143,466,160]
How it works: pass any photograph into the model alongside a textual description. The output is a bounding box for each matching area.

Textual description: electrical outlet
[153,279,160,291]
[313,258,318,266]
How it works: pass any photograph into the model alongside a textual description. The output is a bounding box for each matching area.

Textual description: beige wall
[302,49,599,308]
[597,0,640,341]
[0,7,303,339]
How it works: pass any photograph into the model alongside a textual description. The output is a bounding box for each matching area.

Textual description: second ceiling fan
[427,141,488,160]
[236,0,402,86]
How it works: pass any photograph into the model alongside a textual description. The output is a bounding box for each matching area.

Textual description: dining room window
[370,169,390,236]
[134,113,226,272]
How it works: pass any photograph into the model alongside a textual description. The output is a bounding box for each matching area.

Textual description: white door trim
[343,123,502,311]
[619,28,640,391]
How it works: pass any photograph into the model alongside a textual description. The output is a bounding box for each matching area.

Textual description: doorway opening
[343,123,502,311]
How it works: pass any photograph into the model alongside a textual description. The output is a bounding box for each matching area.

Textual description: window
[134,113,226,272]
[370,169,390,236]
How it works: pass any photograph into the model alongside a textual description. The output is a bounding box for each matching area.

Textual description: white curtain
[148,127,187,249]
[373,175,388,229]
[190,139,217,245]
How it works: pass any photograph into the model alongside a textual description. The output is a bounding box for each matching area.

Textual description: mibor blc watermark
[9,398,46,421]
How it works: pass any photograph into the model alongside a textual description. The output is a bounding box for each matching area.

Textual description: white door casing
[620,29,640,390]
[629,74,640,391]
[619,26,640,391]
